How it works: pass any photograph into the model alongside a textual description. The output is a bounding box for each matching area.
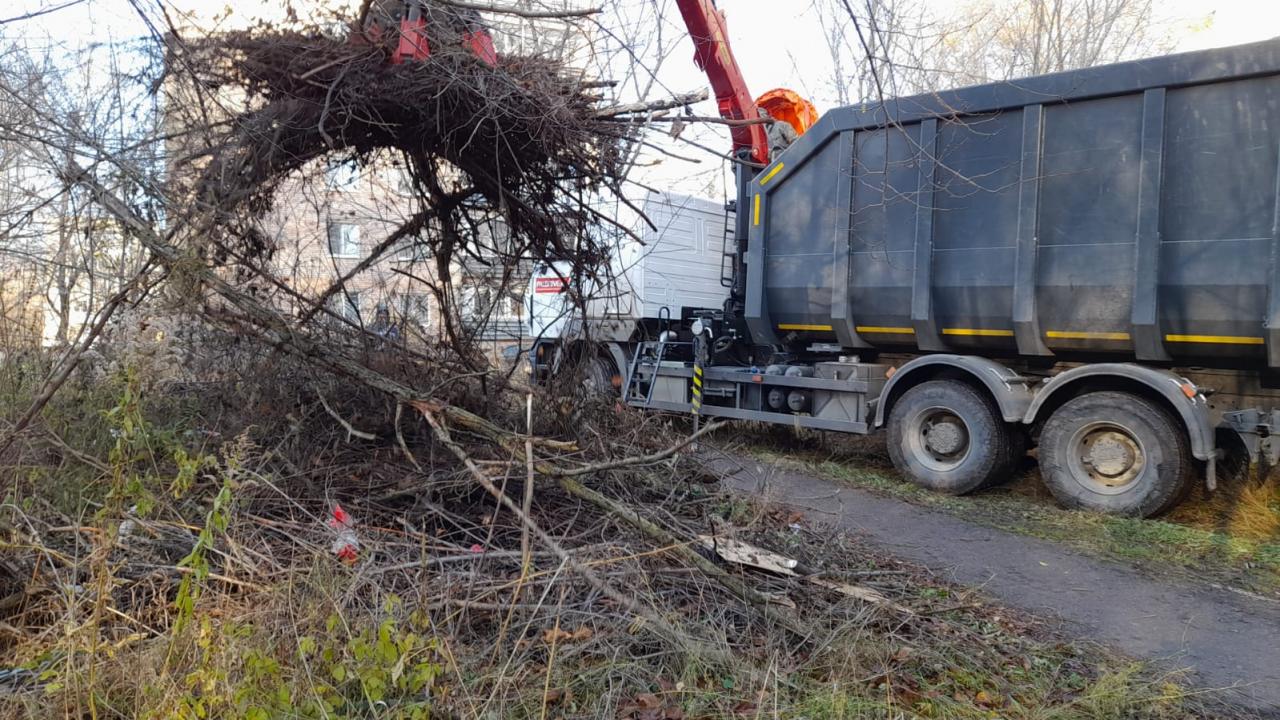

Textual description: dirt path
[703,451,1280,714]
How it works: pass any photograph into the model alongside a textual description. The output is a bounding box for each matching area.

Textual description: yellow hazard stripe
[753,193,761,226]
[942,328,1015,337]
[856,326,915,334]
[1046,330,1131,340]
[692,376,702,388]
[778,323,833,331]
[1165,334,1264,345]
[758,162,785,186]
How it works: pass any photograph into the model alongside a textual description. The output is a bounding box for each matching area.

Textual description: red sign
[535,277,568,294]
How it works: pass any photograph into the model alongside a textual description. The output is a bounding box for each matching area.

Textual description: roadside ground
[701,436,1280,714]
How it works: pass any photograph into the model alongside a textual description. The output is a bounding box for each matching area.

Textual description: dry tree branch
[435,0,601,19]
[418,405,742,665]
[594,89,707,117]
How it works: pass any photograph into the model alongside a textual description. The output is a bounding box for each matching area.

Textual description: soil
[702,450,1280,714]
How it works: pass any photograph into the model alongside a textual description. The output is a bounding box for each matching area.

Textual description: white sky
[8,0,1280,197]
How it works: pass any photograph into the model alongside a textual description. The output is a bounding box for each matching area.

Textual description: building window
[394,238,431,263]
[507,292,524,319]
[394,293,431,328]
[461,285,493,320]
[328,222,361,258]
[328,291,361,322]
[325,159,360,191]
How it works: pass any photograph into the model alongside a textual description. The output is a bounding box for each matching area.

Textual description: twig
[550,420,726,477]
[595,89,708,118]
[315,387,377,441]
[434,0,601,19]
[556,476,811,638]
[395,402,424,472]
[418,405,736,665]
[522,393,535,569]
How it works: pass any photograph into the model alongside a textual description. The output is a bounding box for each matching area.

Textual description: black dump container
[745,37,1280,368]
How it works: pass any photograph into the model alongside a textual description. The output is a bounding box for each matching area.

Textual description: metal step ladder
[622,339,669,407]
[718,203,736,289]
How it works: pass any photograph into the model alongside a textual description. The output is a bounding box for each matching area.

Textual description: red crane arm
[675,0,770,165]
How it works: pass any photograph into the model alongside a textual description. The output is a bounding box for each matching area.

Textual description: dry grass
[0,352,1251,719]
[1171,470,1280,542]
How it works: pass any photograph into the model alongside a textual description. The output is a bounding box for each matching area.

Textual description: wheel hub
[925,419,966,456]
[1080,428,1143,488]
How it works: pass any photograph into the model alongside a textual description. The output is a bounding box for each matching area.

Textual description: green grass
[745,444,1280,598]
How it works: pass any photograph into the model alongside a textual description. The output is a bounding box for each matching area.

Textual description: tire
[1038,391,1194,517]
[987,425,1031,489]
[581,355,616,396]
[886,380,1013,495]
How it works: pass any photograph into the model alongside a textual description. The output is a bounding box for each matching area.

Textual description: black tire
[986,425,1031,489]
[581,355,616,396]
[1039,391,1194,517]
[886,380,1013,495]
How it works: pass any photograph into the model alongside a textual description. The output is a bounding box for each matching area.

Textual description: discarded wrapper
[328,504,359,563]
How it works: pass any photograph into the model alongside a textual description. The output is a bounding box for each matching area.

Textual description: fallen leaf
[542,627,572,644]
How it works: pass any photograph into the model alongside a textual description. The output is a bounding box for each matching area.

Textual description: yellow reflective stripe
[692,376,702,388]
[941,328,1015,337]
[1046,330,1131,340]
[753,193,761,226]
[758,162,785,186]
[856,326,915,334]
[1165,334,1264,345]
[778,323,833,331]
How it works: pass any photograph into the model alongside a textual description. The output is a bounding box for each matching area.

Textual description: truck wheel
[887,380,1012,494]
[581,356,617,396]
[1038,392,1193,517]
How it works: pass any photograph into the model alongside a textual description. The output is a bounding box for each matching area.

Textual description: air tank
[744,37,1280,369]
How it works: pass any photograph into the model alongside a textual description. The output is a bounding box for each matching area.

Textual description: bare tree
[818,0,1181,105]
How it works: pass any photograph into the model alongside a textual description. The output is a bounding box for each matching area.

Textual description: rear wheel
[887,380,1013,494]
[1038,391,1194,517]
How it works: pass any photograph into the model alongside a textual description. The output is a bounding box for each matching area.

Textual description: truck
[534,0,1280,517]
[526,192,731,391]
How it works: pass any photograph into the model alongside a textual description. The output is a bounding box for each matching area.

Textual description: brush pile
[5,351,1202,718]
[181,15,625,270]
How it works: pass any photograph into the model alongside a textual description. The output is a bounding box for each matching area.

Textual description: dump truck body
[746,37,1280,369]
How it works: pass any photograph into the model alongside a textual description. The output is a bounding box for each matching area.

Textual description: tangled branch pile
[182,20,625,271]
[6,353,1199,718]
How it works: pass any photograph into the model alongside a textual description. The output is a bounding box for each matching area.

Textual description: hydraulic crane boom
[675,0,771,165]
[361,0,498,66]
